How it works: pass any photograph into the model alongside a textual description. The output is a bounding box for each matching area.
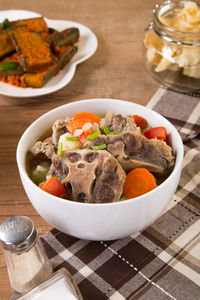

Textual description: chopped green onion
[102,125,110,135]
[92,144,107,150]
[57,142,63,157]
[111,131,122,135]
[86,145,90,149]
[66,136,79,141]
[87,130,101,141]
[0,62,19,70]
[35,177,46,185]
[2,18,13,30]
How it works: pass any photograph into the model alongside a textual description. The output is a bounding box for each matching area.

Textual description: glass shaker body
[3,237,52,293]
[0,216,52,294]
[144,0,200,94]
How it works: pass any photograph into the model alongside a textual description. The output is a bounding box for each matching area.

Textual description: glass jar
[0,216,52,294]
[144,0,200,94]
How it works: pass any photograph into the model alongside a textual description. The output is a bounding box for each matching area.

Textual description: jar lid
[0,216,37,252]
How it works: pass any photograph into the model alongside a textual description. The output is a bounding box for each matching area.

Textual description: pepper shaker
[0,216,52,294]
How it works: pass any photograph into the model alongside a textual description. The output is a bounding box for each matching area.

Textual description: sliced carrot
[39,177,67,197]
[123,168,157,199]
[133,115,148,129]
[143,127,167,142]
[66,118,92,134]
[72,112,101,124]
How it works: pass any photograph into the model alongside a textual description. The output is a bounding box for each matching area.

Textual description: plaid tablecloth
[41,89,200,300]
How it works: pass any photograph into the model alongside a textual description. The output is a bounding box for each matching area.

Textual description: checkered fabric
[41,89,200,300]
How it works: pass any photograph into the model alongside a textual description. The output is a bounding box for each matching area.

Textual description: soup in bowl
[16,99,184,240]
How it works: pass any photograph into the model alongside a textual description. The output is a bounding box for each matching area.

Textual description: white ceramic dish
[16,99,184,241]
[0,10,98,97]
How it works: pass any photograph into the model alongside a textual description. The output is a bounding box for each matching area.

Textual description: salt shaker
[0,216,52,294]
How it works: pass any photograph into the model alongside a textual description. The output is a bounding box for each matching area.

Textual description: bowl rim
[16,98,184,207]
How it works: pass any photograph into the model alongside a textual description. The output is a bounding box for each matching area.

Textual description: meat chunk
[52,118,71,145]
[122,115,139,132]
[100,110,113,127]
[88,132,174,174]
[29,137,55,159]
[47,149,126,203]
[100,111,140,133]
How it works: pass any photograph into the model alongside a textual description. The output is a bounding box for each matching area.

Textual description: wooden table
[0,0,159,298]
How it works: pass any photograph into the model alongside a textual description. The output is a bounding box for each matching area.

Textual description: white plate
[0,10,98,97]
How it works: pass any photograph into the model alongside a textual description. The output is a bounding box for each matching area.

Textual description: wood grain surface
[0,0,159,298]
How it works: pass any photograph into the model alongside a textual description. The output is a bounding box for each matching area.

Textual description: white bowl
[16,99,184,240]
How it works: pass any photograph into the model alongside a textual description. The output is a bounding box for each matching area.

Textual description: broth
[26,128,52,185]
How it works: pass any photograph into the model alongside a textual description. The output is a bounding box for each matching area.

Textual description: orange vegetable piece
[143,127,167,142]
[39,177,67,197]
[72,112,101,124]
[123,168,157,199]
[66,118,92,134]
[133,115,148,129]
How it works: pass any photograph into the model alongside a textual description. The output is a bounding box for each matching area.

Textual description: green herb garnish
[92,144,107,150]
[57,142,63,157]
[0,62,19,71]
[66,136,79,141]
[87,130,101,141]
[111,131,122,135]
[2,18,13,30]
[34,177,47,185]
[74,46,78,53]
[102,125,110,135]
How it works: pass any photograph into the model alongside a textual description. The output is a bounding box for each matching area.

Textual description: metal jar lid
[0,216,37,252]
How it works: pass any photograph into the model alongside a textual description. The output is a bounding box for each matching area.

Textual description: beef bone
[47,149,126,203]
[88,132,175,174]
